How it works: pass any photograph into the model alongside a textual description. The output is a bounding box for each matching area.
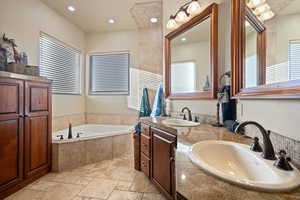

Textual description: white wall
[0,0,86,117]
[85,31,138,116]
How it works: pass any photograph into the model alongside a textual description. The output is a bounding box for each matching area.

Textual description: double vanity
[138,117,300,200]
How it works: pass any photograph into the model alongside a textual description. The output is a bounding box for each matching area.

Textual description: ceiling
[276,0,300,16]
[40,0,161,33]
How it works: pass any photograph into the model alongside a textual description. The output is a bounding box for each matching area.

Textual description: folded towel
[151,84,163,117]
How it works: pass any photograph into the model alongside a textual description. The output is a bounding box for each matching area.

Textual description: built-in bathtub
[52,124,134,172]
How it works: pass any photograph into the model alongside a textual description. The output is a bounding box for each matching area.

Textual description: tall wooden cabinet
[140,123,177,200]
[0,74,52,199]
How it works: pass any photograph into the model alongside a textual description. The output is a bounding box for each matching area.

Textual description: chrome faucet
[181,107,192,121]
[235,121,276,160]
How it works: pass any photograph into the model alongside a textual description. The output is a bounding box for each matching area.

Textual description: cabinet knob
[170,157,175,162]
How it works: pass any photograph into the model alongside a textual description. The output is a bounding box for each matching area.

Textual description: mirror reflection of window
[171,61,197,93]
[245,20,258,88]
[170,17,211,94]
[265,1,300,84]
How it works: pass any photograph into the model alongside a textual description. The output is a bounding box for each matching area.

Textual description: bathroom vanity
[0,72,52,199]
[138,117,300,200]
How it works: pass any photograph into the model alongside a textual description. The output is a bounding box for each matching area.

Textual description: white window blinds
[289,40,300,80]
[90,53,129,95]
[39,33,81,94]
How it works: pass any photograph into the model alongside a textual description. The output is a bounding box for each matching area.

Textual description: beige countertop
[0,71,51,82]
[140,117,300,200]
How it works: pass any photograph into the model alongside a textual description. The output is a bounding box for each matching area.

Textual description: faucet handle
[57,135,64,140]
[194,116,199,123]
[274,150,293,171]
[77,132,83,138]
[183,114,187,120]
[250,137,263,152]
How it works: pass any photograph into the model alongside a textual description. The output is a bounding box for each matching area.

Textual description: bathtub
[52,124,134,172]
[52,124,133,143]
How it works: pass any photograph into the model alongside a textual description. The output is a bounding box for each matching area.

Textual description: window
[288,40,300,80]
[89,53,130,95]
[171,61,196,93]
[39,33,81,94]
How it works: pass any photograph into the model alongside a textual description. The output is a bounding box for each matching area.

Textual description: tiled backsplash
[245,126,300,164]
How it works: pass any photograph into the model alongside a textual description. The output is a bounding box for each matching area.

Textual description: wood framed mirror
[232,0,300,98]
[165,3,218,99]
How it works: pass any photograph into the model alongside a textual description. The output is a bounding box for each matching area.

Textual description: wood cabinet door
[151,128,176,198]
[24,81,52,178]
[0,78,24,192]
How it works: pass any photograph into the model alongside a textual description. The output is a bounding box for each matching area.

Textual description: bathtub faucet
[68,123,73,139]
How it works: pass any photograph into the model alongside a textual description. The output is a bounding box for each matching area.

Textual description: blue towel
[150,84,163,117]
[135,88,152,135]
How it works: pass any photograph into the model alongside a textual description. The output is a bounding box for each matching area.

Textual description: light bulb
[67,6,76,12]
[260,10,275,21]
[247,0,266,8]
[187,0,201,16]
[175,10,190,23]
[166,18,179,30]
[254,4,270,15]
[150,17,158,23]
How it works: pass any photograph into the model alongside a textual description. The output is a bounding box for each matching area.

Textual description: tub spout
[68,123,73,139]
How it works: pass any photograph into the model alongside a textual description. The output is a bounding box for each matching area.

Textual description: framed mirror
[165,3,218,99]
[232,0,300,98]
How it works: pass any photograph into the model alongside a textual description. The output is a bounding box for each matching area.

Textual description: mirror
[171,18,211,93]
[232,0,300,97]
[165,3,218,99]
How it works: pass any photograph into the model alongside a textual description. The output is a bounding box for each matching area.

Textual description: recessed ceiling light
[67,6,76,12]
[108,19,115,24]
[150,17,158,23]
[181,37,187,42]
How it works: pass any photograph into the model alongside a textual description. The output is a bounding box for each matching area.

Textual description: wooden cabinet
[139,123,177,200]
[0,78,24,193]
[0,76,52,199]
[24,81,51,178]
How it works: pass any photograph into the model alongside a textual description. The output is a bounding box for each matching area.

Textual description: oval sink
[162,119,200,127]
[188,140,300,192]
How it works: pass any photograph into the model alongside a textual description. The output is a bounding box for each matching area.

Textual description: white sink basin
[189,140,300,192]
[162,119,200,127]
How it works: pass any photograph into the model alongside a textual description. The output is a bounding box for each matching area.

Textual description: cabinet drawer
[141,153,150,177]
[141,135,150,157]
[141,124,150,136]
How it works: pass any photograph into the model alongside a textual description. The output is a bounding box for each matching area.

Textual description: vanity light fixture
[247,0,266,9]
[108,19,115,24]
[67,6,76,12]
[150,17,159,23]
[247,0,275,22]
[166,0,201,30]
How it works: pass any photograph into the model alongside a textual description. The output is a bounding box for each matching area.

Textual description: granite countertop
[0,71,51,82]
[140,117,300,200]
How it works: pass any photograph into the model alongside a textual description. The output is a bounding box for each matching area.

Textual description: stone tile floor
[5,155,167,200]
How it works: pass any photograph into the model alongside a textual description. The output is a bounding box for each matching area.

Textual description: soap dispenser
[68,123,73,139]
